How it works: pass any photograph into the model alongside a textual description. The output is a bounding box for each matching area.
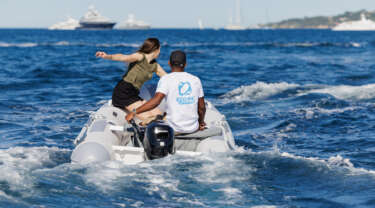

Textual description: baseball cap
[170,50,186,67]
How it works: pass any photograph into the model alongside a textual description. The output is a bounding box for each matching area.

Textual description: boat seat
[175,127,222,140]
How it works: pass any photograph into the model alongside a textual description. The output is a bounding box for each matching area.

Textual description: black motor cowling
[143,121,175,160]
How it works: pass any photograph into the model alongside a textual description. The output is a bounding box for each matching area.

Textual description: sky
[0,0,375,28]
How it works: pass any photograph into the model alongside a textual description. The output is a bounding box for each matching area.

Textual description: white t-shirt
[156,72,204,133]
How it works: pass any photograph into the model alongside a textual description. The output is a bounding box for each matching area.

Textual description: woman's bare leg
[126,100,163,122]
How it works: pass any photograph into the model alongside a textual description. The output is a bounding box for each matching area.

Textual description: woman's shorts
[112,80,143,108]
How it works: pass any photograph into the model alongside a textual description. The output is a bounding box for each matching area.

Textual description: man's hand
[199,121,206,131]
[95,51,108,59]
[125,112,136,123]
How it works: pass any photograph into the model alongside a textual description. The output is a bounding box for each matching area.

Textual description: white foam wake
[279,152,375,176]
[0,146,68,198]
[83,152,250,206]
[293,106,361,120]
[222,82,375,103]
[305,84,375,101]
[237,148,375,178]
[222,82,299,103]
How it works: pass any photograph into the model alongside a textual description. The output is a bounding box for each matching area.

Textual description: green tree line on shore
[259,10,375,29]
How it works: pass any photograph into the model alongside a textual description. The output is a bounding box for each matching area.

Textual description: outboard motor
[143,121,175,160]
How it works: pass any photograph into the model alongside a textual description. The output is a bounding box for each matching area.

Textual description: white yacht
[117,14,151,30]
[48,17,80,30]
[225,0,246,30]
[77,5,116,30]
[332,13,375,31]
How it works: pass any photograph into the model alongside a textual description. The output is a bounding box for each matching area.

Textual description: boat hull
[76,22,116,30]
[117,26,151,30]
[71,85,236,164]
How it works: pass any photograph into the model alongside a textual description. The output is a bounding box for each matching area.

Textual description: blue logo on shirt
[178,82,192,96]
[177,81,194,105]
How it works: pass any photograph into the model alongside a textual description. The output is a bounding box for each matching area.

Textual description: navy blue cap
[170,50,186,67]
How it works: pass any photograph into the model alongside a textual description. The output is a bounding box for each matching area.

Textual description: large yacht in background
[332,13,375,31]
[49,17,80,30]
[117,14,150,30]
[76,5,116,30]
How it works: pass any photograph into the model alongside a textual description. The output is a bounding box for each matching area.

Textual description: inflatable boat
[71,85,236,164]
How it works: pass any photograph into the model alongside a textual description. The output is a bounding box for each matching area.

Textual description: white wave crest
[0,42,37,47]
[0,41,71,47]
[54,41,70,46]
[168,42,362,48]
[0,146,68,196]
[327,155,354,168]
[294,106,360,119]
[96,43,140,48]
[306,83,375,101]
[224,82,375,103]
[280,152,375,176]
[222,82,299,103]
[351,42,361,47]
[271,42,361,48]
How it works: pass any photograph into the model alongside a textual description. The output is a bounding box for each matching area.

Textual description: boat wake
[302,83,375,101]
[0,144,374,207]
[277,151,375,176]
[221,82,375,103]
[0,41,364,49]
[0,146,70,199]
[221,81,299,103]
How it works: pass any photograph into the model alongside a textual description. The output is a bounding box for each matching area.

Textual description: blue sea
[1,29,375,207]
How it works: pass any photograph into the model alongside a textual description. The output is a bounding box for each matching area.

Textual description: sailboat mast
[235,0,241,25]
[225,0,245,30]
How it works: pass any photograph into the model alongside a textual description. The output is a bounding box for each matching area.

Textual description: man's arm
[125,92,165,122]
[198,97,206,130]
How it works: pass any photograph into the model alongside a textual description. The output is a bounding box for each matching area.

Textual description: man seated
[125,50,206,136]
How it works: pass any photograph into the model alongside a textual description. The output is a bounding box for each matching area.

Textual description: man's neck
[171,67,184,73]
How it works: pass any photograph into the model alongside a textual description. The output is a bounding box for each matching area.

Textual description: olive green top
[123,54,158,90]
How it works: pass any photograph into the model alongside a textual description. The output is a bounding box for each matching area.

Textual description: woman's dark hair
[138,38,160,54]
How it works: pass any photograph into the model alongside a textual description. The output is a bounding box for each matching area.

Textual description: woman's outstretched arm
[95,51,143,63]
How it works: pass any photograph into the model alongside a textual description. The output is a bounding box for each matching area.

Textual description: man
[125,50,206,134]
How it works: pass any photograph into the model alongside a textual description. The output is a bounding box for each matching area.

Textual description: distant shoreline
[0,28,335,30]
[260,9,375,29]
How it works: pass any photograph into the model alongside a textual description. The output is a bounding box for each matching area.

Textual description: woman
[95,38,167,121]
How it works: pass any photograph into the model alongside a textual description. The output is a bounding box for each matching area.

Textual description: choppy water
[1,29,375,207]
